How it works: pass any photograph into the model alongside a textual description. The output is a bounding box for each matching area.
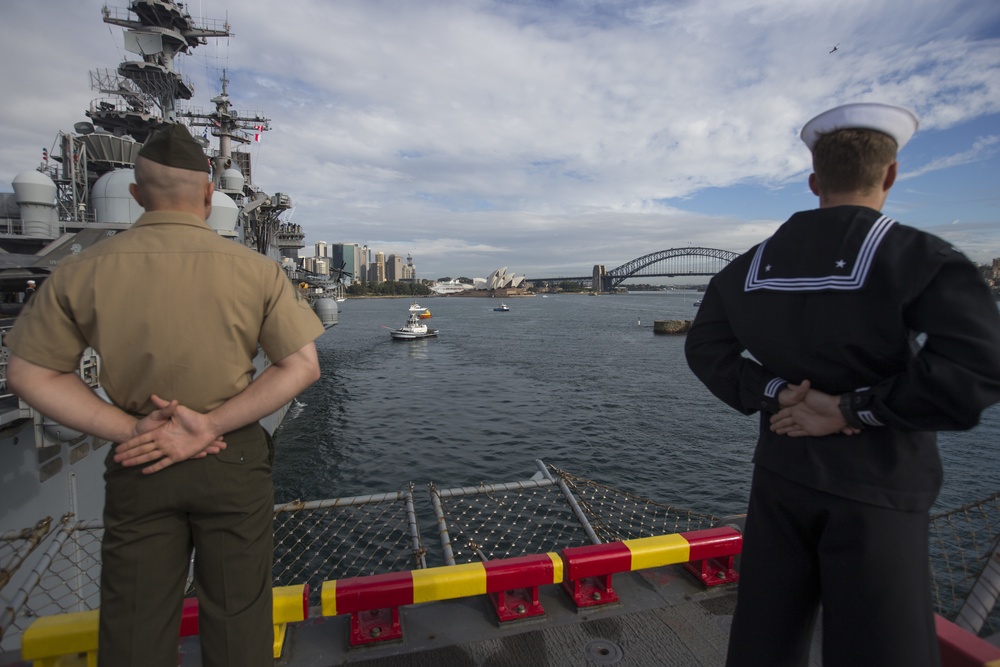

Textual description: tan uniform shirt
[6,211,325,415]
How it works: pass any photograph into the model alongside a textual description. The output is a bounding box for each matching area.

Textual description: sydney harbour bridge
[525,247,741,292]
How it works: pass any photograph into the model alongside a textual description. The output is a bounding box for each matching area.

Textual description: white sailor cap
[800,102,919,152]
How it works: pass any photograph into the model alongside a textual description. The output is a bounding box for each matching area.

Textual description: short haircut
[134,156,209,209]
[811,129,898,197]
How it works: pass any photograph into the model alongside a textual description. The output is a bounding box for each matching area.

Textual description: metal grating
[2,462,998,652]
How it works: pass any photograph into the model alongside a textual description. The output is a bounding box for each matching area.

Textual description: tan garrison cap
[138,123,210,172]
[801,103,919,152]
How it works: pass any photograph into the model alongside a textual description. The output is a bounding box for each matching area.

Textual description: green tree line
[346,281,432,297]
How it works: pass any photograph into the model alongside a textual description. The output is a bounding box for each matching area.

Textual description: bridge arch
[604,247,740,288]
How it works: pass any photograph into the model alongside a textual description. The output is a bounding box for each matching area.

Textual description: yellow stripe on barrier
[21,609,98,667]
[321,579,337,617]
[273,584,308,658]
[23,586,308,665]
[412,562,487,604]
[625,534,691,571]
[547,552,564,583]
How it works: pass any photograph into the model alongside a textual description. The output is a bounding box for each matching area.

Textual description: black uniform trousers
[726,466,940,667]
[98,424,275,667]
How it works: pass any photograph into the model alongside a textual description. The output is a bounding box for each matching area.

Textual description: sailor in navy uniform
[685,103,1000,666]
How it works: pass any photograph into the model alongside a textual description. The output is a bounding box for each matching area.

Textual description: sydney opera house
[432,267,531,297]
[485,267,527,292]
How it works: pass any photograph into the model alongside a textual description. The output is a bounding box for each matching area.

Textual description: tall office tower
[315,240,328,259]
[372,252,386,283]
[315,258,329,276]
[386,254,404,282]
[332,243,358,283]
[355,245,368,282]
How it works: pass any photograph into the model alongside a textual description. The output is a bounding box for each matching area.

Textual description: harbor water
[273,292,1000,517]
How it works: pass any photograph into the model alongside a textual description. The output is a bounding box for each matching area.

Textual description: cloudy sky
[1,0,998,280]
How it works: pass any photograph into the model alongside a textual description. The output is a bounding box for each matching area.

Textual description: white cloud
[1,0,999,277]
[902,135,1000,180]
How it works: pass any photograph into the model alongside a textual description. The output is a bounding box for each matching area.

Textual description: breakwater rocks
[654,320,692,334]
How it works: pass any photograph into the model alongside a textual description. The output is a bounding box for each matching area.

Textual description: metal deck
[187,563,749,667]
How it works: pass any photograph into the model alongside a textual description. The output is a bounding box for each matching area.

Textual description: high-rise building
[371,252,386,283]
[356,245,369,282]
[314,241,328,259]
[386,254,404,282]
[302,256,329,276]
[332,243,357,283]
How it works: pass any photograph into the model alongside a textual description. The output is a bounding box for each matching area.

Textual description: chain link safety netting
[0,516,103,649]
[2,464,998,652]
[929,491,1000,636]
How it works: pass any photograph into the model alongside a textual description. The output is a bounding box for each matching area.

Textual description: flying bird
[829,44,840,53]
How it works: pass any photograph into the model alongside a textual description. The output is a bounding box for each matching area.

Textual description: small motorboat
[390,307,438,340]
[693,300,703,307]
[493,303,510,312]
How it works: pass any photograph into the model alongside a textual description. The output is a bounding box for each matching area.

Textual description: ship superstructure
[0,0,323,290]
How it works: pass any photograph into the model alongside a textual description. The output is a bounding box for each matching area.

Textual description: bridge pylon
[592,265,607,292]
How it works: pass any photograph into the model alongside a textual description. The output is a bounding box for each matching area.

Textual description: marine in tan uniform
[6,123,324,667]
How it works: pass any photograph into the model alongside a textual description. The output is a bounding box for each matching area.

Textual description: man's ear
[808,173,820,197]
[128,183,143,207]
[204,180,214,217]
[883,162,898,193]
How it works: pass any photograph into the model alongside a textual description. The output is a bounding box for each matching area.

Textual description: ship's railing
[0,217,25,237]
[929,491,1000,634]
[0,516,103,649]
[2,463,998,653]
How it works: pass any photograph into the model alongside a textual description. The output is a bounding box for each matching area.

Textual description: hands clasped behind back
[771,379,861,438]
[115,394,226,474]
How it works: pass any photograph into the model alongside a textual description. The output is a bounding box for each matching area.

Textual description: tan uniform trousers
[98,424,274,667]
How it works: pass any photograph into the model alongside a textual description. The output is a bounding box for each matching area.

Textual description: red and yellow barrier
[560,527,741,607]
[21,528,740,660]
[20,584,309,666]
[322,553,562,644]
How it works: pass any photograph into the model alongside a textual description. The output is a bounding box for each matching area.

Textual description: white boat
[390,309,438,340]
[493,303,510,312]
[693,300,703,307]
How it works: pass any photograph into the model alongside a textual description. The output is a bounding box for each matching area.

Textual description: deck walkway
[174,562,821,667]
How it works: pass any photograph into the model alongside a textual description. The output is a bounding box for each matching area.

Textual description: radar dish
[74,122,96,135]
